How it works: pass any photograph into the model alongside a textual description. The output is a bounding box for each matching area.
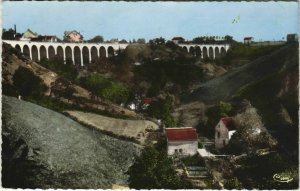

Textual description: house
[244,37,254,44]
[287,34,298,42]
[20,29,38,41]
[165,127,198,156]
[31,35,58,42]
[215,117,236,149]
[64,31,83,42]
[172,37,185,44]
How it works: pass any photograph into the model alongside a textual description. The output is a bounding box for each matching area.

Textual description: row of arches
[14,44,116,66]
[181,46,227,59]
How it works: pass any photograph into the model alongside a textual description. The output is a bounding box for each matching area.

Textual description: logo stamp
[273,173,293,183]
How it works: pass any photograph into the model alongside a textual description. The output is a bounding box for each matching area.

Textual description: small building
[244,37,254,44]
[165,127,198,156]
[31,35,58,42]
[287,34,298,42]
[215,117,236,149]
[172,37,185,44]
[64,31,83,42]
[20,29,38,41]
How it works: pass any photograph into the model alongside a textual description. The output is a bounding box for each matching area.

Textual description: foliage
[224,177,243,189]
[226,106,277,154]
[216,43,284,66]
[127,146,192,189]
[146,96,176,127]
[198,141,203,148]
[40,58,78,80]
[13,66,47,98]
[88,35,104,43]
[235,152,298,189]
[101,83,130,104]
[181,154,205,166]
[78,73,130,104]
[220,101,233,116]
[196,101,233,138]
[134,59,203,89]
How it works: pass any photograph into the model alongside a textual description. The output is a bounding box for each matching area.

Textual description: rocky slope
[2,95,141,189]
[183,43,298,104]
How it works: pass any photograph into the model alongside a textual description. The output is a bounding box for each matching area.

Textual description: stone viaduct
[3,40,129,66]
[178,44,230,59]
[3,40,230,66]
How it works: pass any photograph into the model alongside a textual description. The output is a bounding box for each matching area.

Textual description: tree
[225,35,234,43]
[127,146,192,189]
[88,35,104,43]
[147,96,176,127]
[13,66,47,97]
[137,38,146,44]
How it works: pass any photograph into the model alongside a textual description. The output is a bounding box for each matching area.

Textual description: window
[179,149,183,153]
[223,140,226,146]
[217,132,220,138]
[175,149,178,153]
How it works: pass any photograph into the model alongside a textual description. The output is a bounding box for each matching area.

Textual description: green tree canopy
[127,146,192,189]
[13,66,47,98]
[88,35,104,43]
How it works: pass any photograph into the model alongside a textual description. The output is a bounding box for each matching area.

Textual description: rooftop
[165,127,198,142]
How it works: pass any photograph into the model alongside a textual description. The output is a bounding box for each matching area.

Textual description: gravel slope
[2,95,140,189]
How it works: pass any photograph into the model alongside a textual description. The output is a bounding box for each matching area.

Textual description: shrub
[13,66,47,98]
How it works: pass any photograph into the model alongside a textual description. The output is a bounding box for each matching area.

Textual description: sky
[2,1,298,42]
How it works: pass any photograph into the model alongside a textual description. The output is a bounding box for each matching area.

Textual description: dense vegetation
[127,146,192,189]
[216,43,285,66]
[78,73,130,104]
[12,66,47,98]
[146,95,176,127]
[134,59,203,95]
[235,152,298,189]
[40,58,78,80]
[196,101,233,137]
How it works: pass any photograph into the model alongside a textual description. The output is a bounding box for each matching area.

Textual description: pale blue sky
[2,1,298,42]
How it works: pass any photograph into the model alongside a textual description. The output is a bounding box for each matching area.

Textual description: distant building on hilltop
[244,37,254,44]
[215,117,236,149]
[20,29,38,41]
[64,31,83,42]
[165,127,198,156]
[31,35,58,42]
[172,37,185,44]
[287,34,298,42]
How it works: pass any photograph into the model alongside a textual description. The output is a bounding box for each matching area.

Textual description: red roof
[221,117,233,126]
[165,127,198,142]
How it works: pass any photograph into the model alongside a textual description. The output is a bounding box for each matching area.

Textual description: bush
[78,73,130,104]
[13,66,47,98]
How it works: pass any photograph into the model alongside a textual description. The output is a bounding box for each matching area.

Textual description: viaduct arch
[3,40,231,66]
[178,44,230,59]
[3,40,129,66]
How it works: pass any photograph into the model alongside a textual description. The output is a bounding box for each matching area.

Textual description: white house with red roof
[165,127,198,156]
[215,117,236,149]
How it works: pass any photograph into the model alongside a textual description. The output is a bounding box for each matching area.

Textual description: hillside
[178,42,298,154]
[182,43,298,104]
[2,42,137,118]
[2,95,141,189]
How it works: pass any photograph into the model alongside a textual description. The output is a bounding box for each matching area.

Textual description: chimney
[14,24,16,33]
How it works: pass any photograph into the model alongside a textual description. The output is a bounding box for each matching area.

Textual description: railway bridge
[3,40,231,66]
